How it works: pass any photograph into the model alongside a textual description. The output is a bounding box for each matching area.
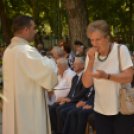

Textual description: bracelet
[108,74,111,79]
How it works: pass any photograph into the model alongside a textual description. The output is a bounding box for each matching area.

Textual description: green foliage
[129,42,134,52]
[0,0,67,45]
[86,0,134,48]
[0,0,134,49]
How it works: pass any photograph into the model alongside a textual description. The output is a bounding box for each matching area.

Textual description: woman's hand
[82,105,92,110]
[88,70,108,79]
[76,101,86,108]
[82,47,97,88]
[59,101,65,105]
[62,98,71,103]
[87,47,98,62]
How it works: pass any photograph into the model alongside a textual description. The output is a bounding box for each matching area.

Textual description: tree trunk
[129,0,133,43]
[0,0,12,45]
[63,0,90,52]
[32,0,44,47]
[58,0,63,40]
[52,0,58,39]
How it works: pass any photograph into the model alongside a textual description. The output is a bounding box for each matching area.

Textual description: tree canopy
[0,0,133,49]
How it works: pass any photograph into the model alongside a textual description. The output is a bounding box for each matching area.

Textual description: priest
[2,15,58,134]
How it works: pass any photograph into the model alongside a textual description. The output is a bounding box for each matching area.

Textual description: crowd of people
[2,14,134,134]
[37,22,134,134]
[37,38,134,134]
[37,40,95,134]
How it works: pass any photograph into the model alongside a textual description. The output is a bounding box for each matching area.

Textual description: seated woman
[61,42,75,70]
[82,20,133,134]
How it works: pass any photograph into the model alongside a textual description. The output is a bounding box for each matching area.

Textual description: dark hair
[62,42,71,53]
[58,39,66,46]
[113,38,123,44]
[74,41,83,46]
[12,15,34,33]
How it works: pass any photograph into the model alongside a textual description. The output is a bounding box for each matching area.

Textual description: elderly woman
[51,46,63,60]
[82,20,133,134]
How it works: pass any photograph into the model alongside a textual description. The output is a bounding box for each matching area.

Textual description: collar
[77,70,83,77]
[63,68,70,77]
[12,37,29,44]
[8,37,30,49]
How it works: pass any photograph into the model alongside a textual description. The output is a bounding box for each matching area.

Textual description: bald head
[57,58,69,76]
[73,57,85,73]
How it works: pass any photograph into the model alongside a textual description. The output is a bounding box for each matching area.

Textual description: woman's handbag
[118,45,134,115]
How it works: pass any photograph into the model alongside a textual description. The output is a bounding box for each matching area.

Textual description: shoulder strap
[118,45,134,89]
[118,44,122,71]
[118,44,133,72]
[126,87,134,91]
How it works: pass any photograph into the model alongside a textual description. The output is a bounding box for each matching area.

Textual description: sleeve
[69,54,75,70]
[70,87,89,102]
[67,71,76,89]
[45,91,56,106]
[19,47,58,90]
[86,95,94,107]
[120,45,133,71]
[67,76,75,98]
[85,86,95,106]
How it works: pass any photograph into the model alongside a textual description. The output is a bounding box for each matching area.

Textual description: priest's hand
[82,105,92,110]
[48,91,54,100]
[76,101,86,108]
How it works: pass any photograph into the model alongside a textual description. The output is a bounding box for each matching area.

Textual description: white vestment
[2,37,58,134]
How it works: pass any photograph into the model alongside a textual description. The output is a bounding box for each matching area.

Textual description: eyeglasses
[59,44,63,47]
[90,37,103,44]
[73,63,82,66]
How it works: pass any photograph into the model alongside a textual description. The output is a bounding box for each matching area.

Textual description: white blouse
[85,43,133,115]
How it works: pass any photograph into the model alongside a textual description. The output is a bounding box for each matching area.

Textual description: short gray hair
[52,46,63,57]
[75,57,85,64]
[38,44,43,48]
[87,20,111,37]
[57,58,68,67]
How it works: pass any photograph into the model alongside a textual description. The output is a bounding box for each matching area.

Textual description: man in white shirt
[48,58,76,130]
[50,57,89,134]
[54,58,76,100]
[45,47,64,106]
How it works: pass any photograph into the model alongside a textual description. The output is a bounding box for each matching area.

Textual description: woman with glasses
[82,20,133,134]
